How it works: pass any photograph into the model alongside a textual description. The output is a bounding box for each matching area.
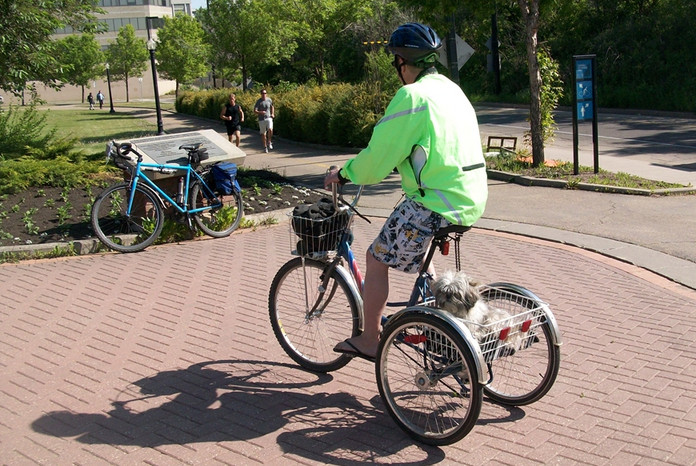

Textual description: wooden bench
[486,136,518,155]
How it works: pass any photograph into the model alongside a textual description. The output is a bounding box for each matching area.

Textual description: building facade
[37,0,193,104]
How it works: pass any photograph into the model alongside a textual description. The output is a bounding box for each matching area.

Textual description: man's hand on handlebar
[324,166,342,190]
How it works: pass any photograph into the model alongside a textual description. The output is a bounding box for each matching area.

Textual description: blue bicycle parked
[91,141,243,253]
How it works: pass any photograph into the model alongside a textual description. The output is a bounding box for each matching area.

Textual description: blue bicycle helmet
[387,22,442,67]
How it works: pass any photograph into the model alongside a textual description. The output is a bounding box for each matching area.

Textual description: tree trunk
[241,56,248,91]
[518,0,545,166]
[125,72,130,102]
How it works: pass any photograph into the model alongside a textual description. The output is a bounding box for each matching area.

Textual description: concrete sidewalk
[29,105,696,291]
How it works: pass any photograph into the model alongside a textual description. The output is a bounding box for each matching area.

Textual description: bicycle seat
[179,143,202,152]
[434,224,471,239]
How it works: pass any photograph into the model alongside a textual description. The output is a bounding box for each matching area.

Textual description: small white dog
[431,271,523,355]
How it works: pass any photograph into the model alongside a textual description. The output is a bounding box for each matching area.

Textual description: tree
[0,0,102,95]
[397,0,549,165]
[517,0,545,166]
[155,13,210,100]
[106,24,149,102]
[201,0,297,90]
[56,34,105,103]
[283,0,367,84]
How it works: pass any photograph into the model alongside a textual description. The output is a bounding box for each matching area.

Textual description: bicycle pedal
[174,214,188,224]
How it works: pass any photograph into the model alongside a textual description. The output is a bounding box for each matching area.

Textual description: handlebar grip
[119,142,133,155]
[326,166,340,210]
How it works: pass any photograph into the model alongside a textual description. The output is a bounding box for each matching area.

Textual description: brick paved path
[1,221,695,465]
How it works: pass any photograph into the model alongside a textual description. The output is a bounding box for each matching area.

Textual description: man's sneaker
[264,146,268,153]
[269,143,273,150]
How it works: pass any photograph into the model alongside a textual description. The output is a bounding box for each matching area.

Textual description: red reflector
[521,320,532,332]
[404,335,427,344]
[441,242,450,255]
[499,327,511,340]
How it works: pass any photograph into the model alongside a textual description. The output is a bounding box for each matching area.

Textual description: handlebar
[106,140,206,175]
[106,140,140,164]
[327,165,369,224]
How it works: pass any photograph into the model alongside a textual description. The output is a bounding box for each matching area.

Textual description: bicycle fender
[332,263,364,325]
[386,306,488,385]
[482,282,562,346]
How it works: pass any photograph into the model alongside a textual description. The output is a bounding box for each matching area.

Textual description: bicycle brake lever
[328,165,370,223]
[105,141,115,162]
[338,195,371,224]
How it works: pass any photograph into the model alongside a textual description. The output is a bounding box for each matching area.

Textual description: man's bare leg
[334,251,388,358]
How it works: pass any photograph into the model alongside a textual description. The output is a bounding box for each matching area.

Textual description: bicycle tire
[269,257,361,373]
[376,311,483,446]
[479,287,561,406]
[91,182,164,253]
[190,182,243,238]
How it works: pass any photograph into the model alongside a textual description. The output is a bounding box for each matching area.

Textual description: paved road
[476,105,696,187]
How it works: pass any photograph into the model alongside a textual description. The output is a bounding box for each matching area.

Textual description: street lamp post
[146,39,164,135]
[146,17,164,135]
[105,63,115,114]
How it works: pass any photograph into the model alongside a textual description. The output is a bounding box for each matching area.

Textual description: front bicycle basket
[290,198,350,256]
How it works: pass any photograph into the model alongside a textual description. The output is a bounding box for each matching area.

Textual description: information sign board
[574,58,595,122]
[572,54,599,174]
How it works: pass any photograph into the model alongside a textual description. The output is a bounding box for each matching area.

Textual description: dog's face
[431,271,482,318]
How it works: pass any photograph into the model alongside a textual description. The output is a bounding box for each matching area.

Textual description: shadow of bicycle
[31,359,448,464]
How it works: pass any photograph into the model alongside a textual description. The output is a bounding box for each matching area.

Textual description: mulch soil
[0,170,326,248]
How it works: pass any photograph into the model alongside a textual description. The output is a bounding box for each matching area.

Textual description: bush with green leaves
[0,102,55,159]
[0,156,108,195]
[0,102,110,195]
[176,81,395,148]
[274,84,330,144]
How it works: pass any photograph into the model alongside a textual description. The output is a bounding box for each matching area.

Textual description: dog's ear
[455,272,482,310]
[462,285,480,310]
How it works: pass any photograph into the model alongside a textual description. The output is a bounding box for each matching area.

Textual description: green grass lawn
[41,107,161,157]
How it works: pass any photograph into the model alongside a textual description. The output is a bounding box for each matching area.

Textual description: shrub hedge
[176,83,385,148]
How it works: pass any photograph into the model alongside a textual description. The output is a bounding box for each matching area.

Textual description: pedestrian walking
[96,91,104,109]
[87,93,95,110]
[221,93,245,147]
[254,89,274,153]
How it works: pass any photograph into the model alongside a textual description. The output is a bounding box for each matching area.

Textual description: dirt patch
[0,171,326,247]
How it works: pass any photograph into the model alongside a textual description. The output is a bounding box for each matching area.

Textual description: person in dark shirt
[220,93,245,146]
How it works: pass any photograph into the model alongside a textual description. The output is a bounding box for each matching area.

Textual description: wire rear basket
[470,289,547,363]
[422,288,547,364]
[289,211,350,256]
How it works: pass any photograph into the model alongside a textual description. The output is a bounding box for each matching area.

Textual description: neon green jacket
[341,73,488,226]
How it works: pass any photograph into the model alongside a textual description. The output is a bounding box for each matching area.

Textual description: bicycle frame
[126,160,220,217]
[326,222,464,309]
[306,176,470,319]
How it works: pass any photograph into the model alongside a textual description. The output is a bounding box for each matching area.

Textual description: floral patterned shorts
[369,198,450,273]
